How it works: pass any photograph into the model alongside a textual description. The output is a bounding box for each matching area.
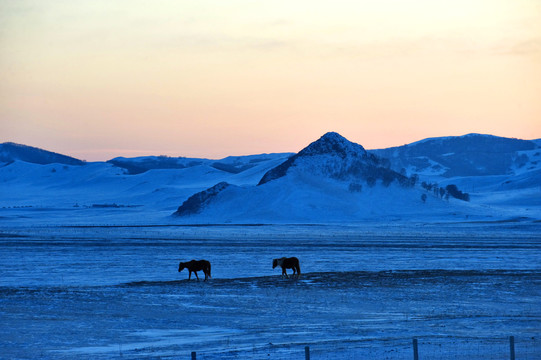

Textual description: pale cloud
[325,35,541,60]
[493,37,541,56]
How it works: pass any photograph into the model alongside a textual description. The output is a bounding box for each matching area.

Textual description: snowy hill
[1,133,539,225]
[0,142,85,166]
[107,153,291,175]
[258,132,403,186]
[0,151,291,224]
[173,133,485,223]
[370,133,540,178]
[369,134,541,210]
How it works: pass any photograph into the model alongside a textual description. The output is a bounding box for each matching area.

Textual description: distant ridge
[371,133,539,177]
[0,142,85,166]
[107,153,293,175]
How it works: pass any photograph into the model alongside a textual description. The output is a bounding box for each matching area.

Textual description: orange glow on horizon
[1,0,540,161]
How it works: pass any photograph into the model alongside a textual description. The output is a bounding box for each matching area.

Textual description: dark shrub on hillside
[445,184,470,201]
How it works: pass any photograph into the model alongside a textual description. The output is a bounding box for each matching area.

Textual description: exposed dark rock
[258,132,407,187]
[174,182,231,216]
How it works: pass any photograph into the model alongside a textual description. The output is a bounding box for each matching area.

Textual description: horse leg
[188,270,192,280]
[194,271,200,281]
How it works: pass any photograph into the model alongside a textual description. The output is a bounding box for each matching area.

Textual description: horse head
[273,258,285,269]
[178,262,185,272]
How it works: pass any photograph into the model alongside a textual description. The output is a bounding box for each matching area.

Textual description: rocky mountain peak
[258,132,391,185]
[297,132,367,159]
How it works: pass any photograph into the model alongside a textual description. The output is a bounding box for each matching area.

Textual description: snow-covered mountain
[0,142,85,166]
[370,133,540,178]
[258,132,404,186]
[173,133,485,223]
[368,134,541,210]
[1,132,539,225]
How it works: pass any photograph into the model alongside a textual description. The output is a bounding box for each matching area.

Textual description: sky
[1,0,540,161]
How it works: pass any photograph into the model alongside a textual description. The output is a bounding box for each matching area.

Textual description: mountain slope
[0,142,85,166]
[370,133,539,178]
[173,132,466,223]
[259,132,405,186]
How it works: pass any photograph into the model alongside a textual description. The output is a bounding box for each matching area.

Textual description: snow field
[0,225,539,359]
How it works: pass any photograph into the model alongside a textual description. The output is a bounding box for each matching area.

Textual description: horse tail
[296,259,301,275]
[207,261,212,278]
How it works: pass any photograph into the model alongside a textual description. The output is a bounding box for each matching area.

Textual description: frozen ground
[1,224,540,359]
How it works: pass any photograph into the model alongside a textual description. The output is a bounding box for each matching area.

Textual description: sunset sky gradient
[1,0,540,161]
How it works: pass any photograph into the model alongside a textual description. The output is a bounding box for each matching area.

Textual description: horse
[178,259,211,281]
[272,257,301,278]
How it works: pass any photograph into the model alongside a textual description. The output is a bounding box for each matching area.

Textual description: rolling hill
[0,142,85,166]
[172,133,507,223]
[1,133,539,225]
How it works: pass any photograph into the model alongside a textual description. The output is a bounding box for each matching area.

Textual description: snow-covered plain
[1,134,540,358]
[1,225,540,359]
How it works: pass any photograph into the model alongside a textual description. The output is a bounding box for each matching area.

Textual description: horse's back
[286,257,300,274]
[182,259,210,271]
[284,257,299,266]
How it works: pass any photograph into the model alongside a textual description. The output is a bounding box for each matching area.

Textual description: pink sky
[1,0,540,161]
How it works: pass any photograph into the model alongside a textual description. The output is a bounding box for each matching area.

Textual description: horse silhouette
[272,257,301,278]
[178,259,211,281]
